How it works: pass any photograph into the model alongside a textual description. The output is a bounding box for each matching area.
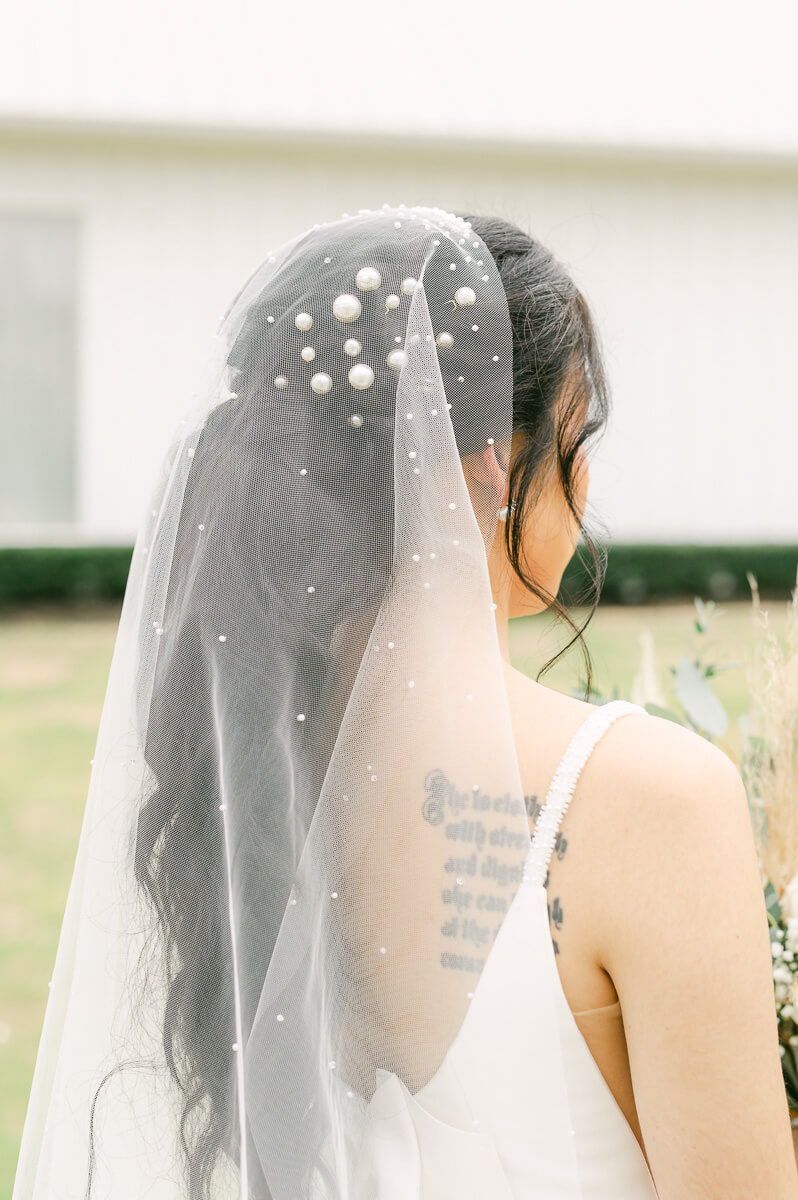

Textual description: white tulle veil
[12,203,553,1199]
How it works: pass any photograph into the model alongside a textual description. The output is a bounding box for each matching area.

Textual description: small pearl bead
[487,437,494,445]
[331,891,338,898]
[409,333,421,346]
[448,502,456,510]
[386,349,407,371]
[412,553,420,561]
[348,413,364,427]
[218,634,227,642]
[355,266,381,290]
[274,376,288,388]
[408,680,415,687]
[299,468,307,475]
[187,448,195,457]
[295,312,313,331]
[400,277,418,295]
[307,585,315,593]
[471,325,479,332]
[301,346,315,362]
[297,713,305,721]
[344,338,361,356]
[436,332,453,348]
[333,293,362,323]
[449,263,457,271]
[380,946,387,954]
[310,372,333,394]
[232,1042,239,1051]
[276,1013,284,1021]
[385,294,400,309]
[454,286,476,306]
[348,363,374,390]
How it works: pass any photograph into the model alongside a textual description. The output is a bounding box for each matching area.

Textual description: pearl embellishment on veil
[348,413,364,427]
[310,372,333,394]
[344,339,362,356]
[348,363,375,390]
[385,294,400,310]
[295,312,313,330]
[386,349,407,371]
[400,277,418,295]
[355,267,382,290]
[301,347,315,361]
[274,376,288,388]
[435,332,453,348]
[333,294,362,322]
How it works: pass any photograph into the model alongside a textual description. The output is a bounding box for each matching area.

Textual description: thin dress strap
[523,699,648,888]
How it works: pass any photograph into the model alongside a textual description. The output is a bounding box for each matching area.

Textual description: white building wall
[0,127,796,545]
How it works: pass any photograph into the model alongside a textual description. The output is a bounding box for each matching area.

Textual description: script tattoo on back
[421,768,571,971]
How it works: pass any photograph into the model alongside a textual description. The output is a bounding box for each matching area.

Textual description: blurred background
[1,0,797,1189]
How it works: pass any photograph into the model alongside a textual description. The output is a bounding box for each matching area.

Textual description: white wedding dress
[346,698,660,1199]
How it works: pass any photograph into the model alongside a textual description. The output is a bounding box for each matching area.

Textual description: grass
[0,598,791,1190]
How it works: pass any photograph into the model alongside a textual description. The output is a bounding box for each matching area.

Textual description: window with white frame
[0,213,78,524]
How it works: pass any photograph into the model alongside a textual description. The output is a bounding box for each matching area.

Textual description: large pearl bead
[386,349,407,371]
[295,312,313,331]
[310,372,333,394]
[343,338,362,357]
[455,286,476,307]
[301,346,316,361]
[385,295,400,310]
[333,294,362,322]
[400,277,418,295]
[355,267,381,291]
[348,363,374,390]
[436,332,454,348]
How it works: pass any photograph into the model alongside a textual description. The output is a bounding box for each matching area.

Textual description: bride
[12,204,797,1198]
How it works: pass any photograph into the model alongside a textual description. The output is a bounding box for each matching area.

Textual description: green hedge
[0,543,796,609]
[560,543,798,605]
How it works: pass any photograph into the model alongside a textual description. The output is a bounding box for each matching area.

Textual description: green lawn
[0,598,790,1190]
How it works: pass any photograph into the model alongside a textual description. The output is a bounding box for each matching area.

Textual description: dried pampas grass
[744,569,798,909]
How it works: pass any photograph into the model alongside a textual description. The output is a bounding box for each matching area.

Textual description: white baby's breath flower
[774,964,794,985]
[782,1004,796,1020]
[776,982,790,1003]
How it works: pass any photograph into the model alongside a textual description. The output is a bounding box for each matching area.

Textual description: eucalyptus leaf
[643,702,685,725]
[765,879,783,924]
[673,655,729,737]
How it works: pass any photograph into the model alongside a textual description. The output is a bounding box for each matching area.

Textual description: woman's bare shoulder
[577,706,797,1194]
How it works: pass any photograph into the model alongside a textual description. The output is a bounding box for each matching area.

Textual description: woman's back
[504,663,797,1198]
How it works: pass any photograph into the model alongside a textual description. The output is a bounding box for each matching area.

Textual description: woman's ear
[466,443,507,506]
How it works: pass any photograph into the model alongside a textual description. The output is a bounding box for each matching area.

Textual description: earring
[498,505,509,521]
